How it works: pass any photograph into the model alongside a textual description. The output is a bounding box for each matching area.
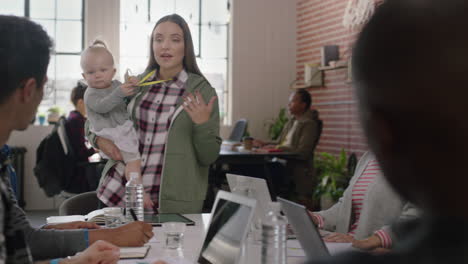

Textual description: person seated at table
[305,1,468,263]
[0,15,154,263]
[253,89,321,203]
[66,81,95,162]
[64,81,97,192]
[309,151,419,251]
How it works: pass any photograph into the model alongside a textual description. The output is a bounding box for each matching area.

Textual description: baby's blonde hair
[80,39,115,69]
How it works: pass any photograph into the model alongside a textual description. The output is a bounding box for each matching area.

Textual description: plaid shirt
[0,145,33,263]
[97,70,188,208]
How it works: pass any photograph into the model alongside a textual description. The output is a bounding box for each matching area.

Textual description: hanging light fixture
[342,0,375,30]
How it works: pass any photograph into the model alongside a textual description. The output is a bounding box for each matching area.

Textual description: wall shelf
[318,65,348,71]
[290,84,321,89]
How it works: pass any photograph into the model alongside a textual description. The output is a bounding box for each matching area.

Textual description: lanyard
[137,70,172,87]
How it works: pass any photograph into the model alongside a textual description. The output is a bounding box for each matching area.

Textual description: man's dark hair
[70,82,87,106]
[296,89,312,109]
[0,15,53,104]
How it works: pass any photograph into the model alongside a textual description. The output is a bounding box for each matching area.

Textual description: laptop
[277,197,330,261]
[196,190,257,264]
[226,173,272,224]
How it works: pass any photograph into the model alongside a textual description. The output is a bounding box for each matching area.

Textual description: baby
[81,40,152,207]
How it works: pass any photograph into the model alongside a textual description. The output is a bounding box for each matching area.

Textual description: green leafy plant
[313,149,350,202]
[47,106,62,114]
[268,108,289,141]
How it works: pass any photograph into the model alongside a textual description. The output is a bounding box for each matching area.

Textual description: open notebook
[46,209,105,225]
[120,245,151,259]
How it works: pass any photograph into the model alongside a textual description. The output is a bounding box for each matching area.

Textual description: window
[120,0,230,123]
[1,0,84,119]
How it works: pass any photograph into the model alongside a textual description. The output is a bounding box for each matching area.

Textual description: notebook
[120,245,151,259]
[46,209,105,225]
[277,197,330,261]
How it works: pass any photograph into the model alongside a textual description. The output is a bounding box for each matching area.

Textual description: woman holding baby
[87,14,221,214]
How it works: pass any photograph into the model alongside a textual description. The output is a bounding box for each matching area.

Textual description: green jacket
[88,72,221,213]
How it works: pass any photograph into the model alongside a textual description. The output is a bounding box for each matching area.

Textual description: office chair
[59,191,100,216]
[228,119,248,142]
[313,119,323,150]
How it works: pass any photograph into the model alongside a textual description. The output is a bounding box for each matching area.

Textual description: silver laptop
[277,197,330,261]
[226,173,272,224]
[196,190,257,264]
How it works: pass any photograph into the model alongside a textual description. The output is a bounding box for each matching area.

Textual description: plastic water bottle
[125,172,144,222]
[261,202,287,264]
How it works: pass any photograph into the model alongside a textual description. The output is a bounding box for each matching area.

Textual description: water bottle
[261,202,287,264]
[125,172,144,222]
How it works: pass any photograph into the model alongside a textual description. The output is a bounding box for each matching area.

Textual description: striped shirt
[349,159,379,234]
[97,70,188,209]
[314,159,393,248]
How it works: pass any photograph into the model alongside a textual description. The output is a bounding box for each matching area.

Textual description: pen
[129,208,138,221]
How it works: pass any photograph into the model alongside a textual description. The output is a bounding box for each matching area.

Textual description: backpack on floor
[34,117,77,197]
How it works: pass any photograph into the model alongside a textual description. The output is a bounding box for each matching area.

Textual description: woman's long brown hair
[146,14,206,80]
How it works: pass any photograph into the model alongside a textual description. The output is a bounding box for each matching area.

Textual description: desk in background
[207,149,298,210]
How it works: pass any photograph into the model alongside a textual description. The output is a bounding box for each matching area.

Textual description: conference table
[119,214,353,264]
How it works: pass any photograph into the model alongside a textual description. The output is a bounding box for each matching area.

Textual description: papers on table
[120,245,151,259]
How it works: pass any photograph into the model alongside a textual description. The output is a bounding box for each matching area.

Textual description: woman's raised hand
[183,90,217,125]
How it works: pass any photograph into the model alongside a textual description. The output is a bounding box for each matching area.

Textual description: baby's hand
[120,79,138,96]
[127,76,139,84]
[124,69,140,84]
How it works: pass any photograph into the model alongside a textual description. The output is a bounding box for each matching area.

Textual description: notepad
[46,209,106,225]
[120,245,151,259]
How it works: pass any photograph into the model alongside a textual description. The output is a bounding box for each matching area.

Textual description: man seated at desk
[254,89,321,205]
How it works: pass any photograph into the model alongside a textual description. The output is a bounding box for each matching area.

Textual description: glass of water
[103,207,124,228]
[162,222,186,250]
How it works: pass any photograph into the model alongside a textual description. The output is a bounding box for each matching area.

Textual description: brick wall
[297,0,368,158]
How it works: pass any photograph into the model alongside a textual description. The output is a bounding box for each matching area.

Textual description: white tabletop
[118,214,353,264]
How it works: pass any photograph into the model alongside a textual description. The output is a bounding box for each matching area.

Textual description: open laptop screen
[198,196,253,264]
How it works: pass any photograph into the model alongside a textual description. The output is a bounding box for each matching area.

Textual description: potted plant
[47,106,62,124]
[37,113,46,125]
[313,149,350,210]
[267,108,289,141]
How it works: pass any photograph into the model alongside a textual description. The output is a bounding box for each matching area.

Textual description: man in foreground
[0,15,153,263]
